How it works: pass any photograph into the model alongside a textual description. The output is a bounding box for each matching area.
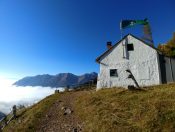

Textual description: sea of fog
[0,78,64,114]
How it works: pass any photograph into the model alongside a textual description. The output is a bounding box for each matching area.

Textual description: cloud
[0,78,64,114]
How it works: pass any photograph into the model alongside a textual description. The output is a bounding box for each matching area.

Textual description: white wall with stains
[97,35,161,89]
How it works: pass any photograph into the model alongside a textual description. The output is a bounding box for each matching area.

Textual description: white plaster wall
[97,35,161,90]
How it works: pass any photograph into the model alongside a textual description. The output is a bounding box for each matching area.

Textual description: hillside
[3,83,175,131]
[0,112,5,120]
[13,72,97,87]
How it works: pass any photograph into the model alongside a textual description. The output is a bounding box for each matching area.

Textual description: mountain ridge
[0,112,5,120]
[13,72,97,88]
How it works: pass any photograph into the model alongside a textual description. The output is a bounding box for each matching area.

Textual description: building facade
[96,34,162,89]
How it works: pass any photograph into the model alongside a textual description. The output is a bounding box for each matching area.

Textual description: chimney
[107,42,112,49]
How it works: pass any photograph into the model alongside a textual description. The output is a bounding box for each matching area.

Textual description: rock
[46,114,51,118]
[61,107,66,111]
[65,108,72,114]
[72,128,78,132]
[18,119,22,124]
[63,108,73,115]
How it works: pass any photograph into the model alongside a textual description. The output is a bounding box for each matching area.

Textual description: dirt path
[36,91,87,132]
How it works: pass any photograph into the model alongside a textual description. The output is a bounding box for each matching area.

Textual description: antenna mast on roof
[120,20,125,58]
[142,22,154,46]
[120,18,154,49]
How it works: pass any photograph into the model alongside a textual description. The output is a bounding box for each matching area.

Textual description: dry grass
[3,93,60,132]
[4,83,175,132]
[75,83,175,132]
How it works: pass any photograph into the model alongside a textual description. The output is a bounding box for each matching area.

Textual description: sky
[0,0,175,80]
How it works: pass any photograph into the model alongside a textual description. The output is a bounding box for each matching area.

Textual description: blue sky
[0,0,175,80]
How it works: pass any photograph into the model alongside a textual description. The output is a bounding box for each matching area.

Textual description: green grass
[75,83,175,132]
[3,93,60,132]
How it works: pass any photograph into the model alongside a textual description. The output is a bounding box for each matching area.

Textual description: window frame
[110,69,118,77]
[127,43,134,51]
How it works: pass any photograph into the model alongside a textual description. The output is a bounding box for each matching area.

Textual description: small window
[110,69,118,77]
[127,43,134,51]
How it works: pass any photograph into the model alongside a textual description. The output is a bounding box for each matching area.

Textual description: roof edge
[95,34,161,63]
[96,34,130,63]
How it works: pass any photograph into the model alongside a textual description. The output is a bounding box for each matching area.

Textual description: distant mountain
[0,112,5,120]
[13,72,97,88]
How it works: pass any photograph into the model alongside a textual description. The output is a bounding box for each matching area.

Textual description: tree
[158,33,175,57]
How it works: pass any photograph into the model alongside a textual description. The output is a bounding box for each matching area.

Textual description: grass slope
[76,83,175,132]
[4,83,175,132]
[3,93,60,132]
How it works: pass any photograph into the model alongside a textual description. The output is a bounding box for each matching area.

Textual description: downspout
[156,52,162,84]
[169,58,174,81]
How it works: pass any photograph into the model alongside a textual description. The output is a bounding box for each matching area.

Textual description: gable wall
[97,35,161,89]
